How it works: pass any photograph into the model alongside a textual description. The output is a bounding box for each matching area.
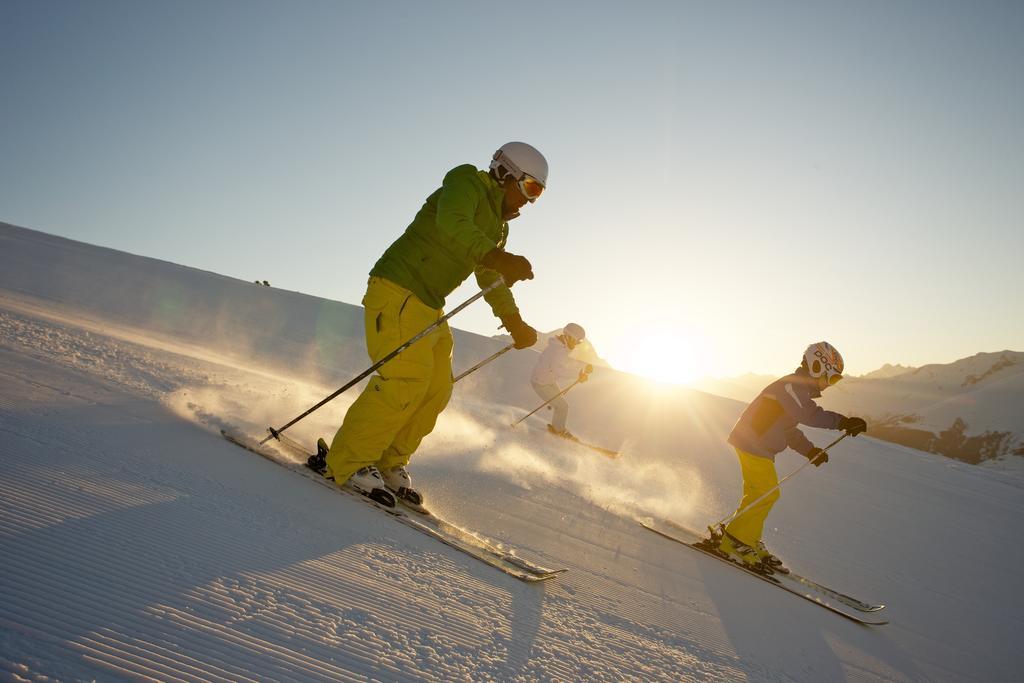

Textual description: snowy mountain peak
[959,350,1019,388]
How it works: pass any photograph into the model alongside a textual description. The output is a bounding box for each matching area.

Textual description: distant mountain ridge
[821,351,1023,465]
[860,363,916,380]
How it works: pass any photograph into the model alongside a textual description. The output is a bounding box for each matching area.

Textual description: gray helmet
[490,141,548,186]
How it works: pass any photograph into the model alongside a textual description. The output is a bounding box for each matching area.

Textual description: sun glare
[607,332,707,385]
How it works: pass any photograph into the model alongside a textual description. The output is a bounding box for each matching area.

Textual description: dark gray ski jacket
[728,370,846,460]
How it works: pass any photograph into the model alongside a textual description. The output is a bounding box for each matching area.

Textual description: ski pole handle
[261,278,505,444]
[712,433,849,531]
[511,377,583,428]
[453,343,515,383]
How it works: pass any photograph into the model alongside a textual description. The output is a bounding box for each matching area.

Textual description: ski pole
[711,433,849,533]
[511,377,584,428]
[261,278,505,445]
[453,343,514,383]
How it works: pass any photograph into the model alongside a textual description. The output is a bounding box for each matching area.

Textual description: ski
[657,519,884,613]
[573,439,620,459]
[544,424,620,459]
[781,569,884,613]
[271,431,568,579]
[221,429,567,582]
[641,519,888,626]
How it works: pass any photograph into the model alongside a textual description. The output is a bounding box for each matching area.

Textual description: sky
[2,0,1022,383]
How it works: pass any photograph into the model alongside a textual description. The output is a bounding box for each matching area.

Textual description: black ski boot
[306,437,329,476]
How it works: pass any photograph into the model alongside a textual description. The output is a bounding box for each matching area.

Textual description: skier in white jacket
[530,323,593,439]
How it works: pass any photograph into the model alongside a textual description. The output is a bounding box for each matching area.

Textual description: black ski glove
[481,248,534,286]
[806,447,828,467]
[500,313,538,349]
[840,416,868,437]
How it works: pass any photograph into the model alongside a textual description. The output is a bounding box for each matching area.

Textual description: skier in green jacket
[320,142,547,508]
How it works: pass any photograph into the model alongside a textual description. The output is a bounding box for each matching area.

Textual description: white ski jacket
[531,336,585,386]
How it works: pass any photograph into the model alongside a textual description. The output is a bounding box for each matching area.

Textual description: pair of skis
[220,429,567,583]
[641,518,888,626]
[541,423,620,459]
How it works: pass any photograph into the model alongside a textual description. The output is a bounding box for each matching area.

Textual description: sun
[607,331,707,385]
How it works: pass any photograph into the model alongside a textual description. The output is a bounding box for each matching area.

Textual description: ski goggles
[518,175,545,202]
[826,372,843,386]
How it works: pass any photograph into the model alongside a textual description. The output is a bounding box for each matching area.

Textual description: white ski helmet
[803,341,844,385]
[563,323,585,343]
[490,141,548,187]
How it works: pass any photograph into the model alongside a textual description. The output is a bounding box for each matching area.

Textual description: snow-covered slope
[821,352,1024,466]
[2,221,1023,681]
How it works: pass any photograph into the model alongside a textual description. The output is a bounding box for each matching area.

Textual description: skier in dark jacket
[716,342,867,570]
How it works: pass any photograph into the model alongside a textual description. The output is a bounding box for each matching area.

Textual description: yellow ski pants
[325,277,454,484]
[723,447,781,548]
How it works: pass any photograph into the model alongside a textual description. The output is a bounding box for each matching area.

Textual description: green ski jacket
[369,164,519,317]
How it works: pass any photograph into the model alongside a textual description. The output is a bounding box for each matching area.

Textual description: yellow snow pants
[723,447,781,547]
[325,277,454,484]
